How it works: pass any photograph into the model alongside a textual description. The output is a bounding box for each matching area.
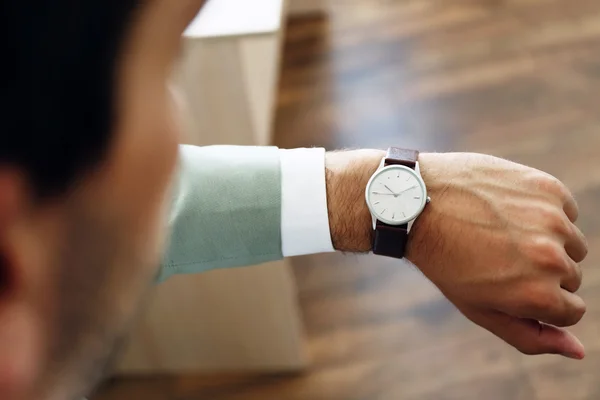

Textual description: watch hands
[399,185,418,194]
[375,185,418,197]
[383,184,397,195]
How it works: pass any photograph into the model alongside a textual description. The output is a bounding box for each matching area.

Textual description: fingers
[543,173,578,223]
[515,290,586,328]
[559,184,587,261]
[563,195,579,223]
[523,233,583,293]
[494,263,586,326]
[560,257,583,293]
[547,207,586,289]
[561,289,587,316]
[565,223,588,263]
[468,310,585,359]
[560,215,586,292]
[552,179,586,261]
[540,201,587,263]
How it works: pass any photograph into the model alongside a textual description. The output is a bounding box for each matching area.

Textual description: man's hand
[410,153,588,359]
[326,150,588,359]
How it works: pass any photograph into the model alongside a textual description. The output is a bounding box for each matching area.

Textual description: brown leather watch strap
[385,148,419,168]
[371,147,420,259]
[373,220,409,258]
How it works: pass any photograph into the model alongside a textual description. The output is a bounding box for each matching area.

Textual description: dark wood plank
[95,0,600,399]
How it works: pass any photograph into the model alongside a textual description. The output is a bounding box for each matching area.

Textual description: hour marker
[381,209,386,214]
[406,177,411,181]
[414,196,421,199]
[374,201,380,205]
[402,212,406,218]
[392,213,395,220]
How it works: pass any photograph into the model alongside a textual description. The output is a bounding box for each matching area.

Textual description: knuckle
[521,235,550,255]
[546,212,572,237]
[542,245,568,271]
[523,237,567,271]
[537,174,570,200]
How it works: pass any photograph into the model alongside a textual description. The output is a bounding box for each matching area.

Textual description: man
[0,1,588,399]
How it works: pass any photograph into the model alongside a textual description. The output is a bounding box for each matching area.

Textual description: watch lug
[378,157,386,170]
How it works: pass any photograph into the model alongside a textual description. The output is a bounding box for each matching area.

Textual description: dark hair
[0,1,139,198]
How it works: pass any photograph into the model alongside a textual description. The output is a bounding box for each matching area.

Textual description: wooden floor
[95,0,600,399]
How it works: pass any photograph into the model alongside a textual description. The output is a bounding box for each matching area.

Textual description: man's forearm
[325,149,384,252]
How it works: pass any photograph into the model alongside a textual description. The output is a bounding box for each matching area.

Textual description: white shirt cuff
[280,148,335,257]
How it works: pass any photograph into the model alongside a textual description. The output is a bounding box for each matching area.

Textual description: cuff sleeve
[280,148,335,257]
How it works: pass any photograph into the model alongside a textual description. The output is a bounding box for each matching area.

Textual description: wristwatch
[365,147,430,259]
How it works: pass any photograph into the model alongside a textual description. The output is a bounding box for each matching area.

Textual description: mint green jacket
[157,145,284,282]
[82,146,285,400]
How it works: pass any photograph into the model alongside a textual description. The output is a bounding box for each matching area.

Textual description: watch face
[365,165,427,225]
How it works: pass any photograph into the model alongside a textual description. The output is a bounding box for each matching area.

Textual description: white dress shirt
[279,148,335,257]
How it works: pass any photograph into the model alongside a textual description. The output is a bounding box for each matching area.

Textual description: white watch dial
[365,165,427,225]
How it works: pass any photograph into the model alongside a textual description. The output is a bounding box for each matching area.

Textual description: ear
[0,170,42,400]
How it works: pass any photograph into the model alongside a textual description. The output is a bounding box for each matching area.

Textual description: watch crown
[426,196,431,204]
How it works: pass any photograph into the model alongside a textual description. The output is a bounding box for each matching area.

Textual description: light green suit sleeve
[157,145,283,282]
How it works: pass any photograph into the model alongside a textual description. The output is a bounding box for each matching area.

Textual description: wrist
[325,149,386,252]
[325,150,446,256]
[404,152,454,264]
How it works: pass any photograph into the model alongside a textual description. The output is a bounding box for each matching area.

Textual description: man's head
[0,1,206,399]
